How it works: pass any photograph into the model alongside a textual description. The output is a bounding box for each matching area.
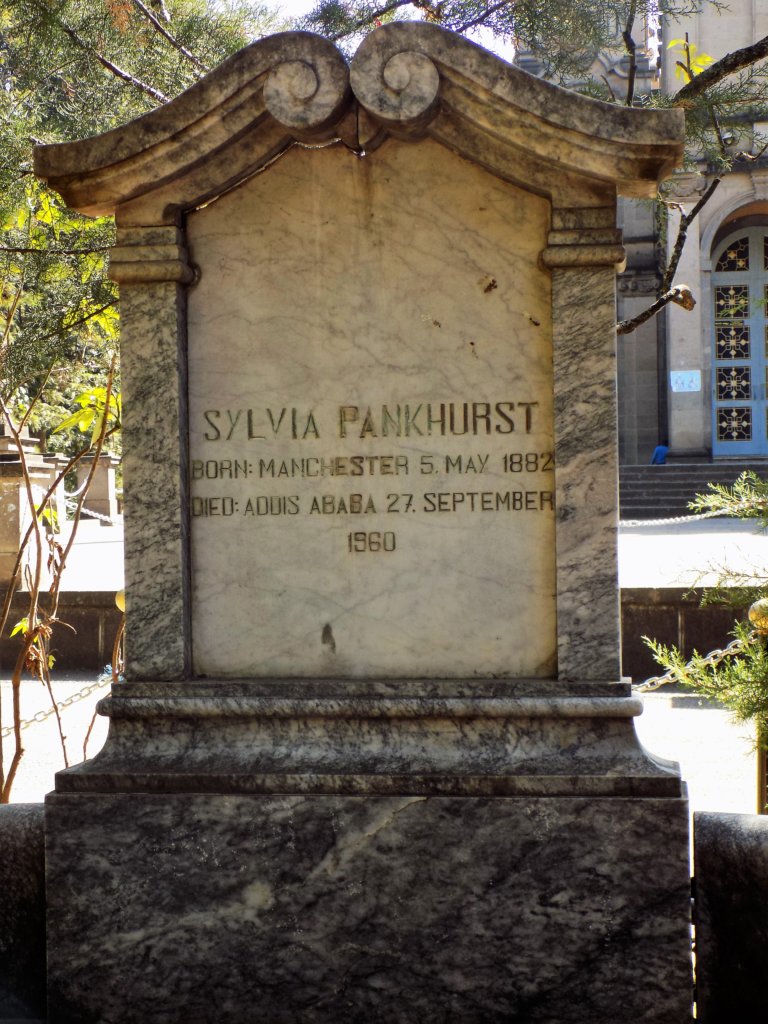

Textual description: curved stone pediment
[34,22,684,222]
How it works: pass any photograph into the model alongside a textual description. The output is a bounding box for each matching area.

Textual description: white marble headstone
[188,140,555,677]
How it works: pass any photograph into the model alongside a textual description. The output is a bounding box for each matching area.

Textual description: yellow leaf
[667,38,714,79]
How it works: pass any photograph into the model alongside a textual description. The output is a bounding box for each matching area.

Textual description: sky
[266,0,516,61]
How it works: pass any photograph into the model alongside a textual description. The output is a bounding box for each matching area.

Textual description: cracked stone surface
[47,793,692,1024]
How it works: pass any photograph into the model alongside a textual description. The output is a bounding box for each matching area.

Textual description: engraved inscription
[190,400,555,546]
[186,140,556,678]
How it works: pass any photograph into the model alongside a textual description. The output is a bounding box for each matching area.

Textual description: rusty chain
[634,634,759,692]
[0,677,109,739]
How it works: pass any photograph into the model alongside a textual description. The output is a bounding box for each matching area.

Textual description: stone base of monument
[44,680,693,1024]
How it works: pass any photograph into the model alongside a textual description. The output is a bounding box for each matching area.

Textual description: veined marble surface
[57,678,683,797]
[551,265,621,680]
[120,279,190,679]
[46,792,692,1024]
[187,140,556,679]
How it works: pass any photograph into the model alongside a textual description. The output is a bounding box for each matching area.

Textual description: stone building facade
[619,1,768,463]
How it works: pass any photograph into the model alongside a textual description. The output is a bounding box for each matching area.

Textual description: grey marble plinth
[46,792,692,1024]
[53,678,682,797]
[45,680,692,1022]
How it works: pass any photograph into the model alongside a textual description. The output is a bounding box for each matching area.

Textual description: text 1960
[347,531,396,553]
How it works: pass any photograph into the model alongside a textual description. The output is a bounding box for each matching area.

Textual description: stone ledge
[110,677,633,698]
[51,677,682,797]
[52,771,683,797]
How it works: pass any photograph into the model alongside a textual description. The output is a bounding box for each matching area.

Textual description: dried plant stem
[0,356,118,801]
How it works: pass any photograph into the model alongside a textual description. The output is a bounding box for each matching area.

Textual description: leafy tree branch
[645,473,768,760]
[675,32,768,105]
[0,369,120,801]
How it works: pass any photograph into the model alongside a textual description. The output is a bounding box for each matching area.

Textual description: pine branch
[675,33,768,105]
[58,22,169,104]
[130,0,209,73]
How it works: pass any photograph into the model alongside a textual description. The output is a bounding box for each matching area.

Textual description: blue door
[713,228,768,456]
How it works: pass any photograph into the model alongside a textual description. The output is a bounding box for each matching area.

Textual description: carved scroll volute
[263,41,351,138]
[351,32,440,137]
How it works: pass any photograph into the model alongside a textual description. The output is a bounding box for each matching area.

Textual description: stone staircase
[619,461,768,521]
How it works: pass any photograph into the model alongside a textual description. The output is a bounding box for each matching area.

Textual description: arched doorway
[712,226,768,456]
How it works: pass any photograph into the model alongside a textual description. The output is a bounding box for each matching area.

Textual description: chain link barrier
[626,499,768,687]
[634,634,758,692]
[0,677,110,739]
[623,492,768,529]
[621,509,731,528]
[65,500,117,525]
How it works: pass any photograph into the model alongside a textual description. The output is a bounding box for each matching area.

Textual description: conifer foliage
[647,472,768,745]
[0,1,273,440]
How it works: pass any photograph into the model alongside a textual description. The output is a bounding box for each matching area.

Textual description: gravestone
[35,24,692,1023]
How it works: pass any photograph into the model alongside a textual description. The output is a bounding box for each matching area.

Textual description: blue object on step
[650,445,668,465]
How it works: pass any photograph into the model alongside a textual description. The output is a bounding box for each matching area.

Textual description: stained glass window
[717,407,752,441]
[717,366,751,401]
[716,236,749,272]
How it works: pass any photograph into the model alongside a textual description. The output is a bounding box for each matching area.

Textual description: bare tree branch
[328,0,421,40]
[130,0,209,73]
[675,33,768,105]
[617,285,695,336]
[151,0,171,21]
[600,73,618,103]
[618,177,722,336]
[58,22,169,104]
[660,177,721,295]
[622,0,637,107]
[455,0,509,35]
